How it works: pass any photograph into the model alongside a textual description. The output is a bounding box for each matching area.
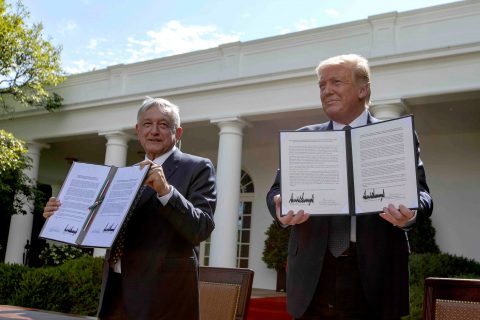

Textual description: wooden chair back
[199,266,254,320]
[423,277,480,320]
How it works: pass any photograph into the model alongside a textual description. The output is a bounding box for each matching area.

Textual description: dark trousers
[296,243,397,320]
[98,272,128,320]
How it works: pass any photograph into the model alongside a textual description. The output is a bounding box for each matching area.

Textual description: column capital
[98,130,135,141]
[210,116,250,126]
[25,141,50,153]
[369,99,407,120]
[210,117,251,135]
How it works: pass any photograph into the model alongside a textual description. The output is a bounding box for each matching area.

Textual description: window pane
[239,259,248,268]
[241,244,250,257]
[243,202,252,214]
[241,230,250,243]
[242,216,251,228]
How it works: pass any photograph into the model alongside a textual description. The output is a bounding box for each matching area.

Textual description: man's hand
[43,197,61,219]
[274,194,310,225]
[380,204,416,228]
[139,159,171,196]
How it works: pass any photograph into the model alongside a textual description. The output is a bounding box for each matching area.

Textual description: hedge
[0,256,103,316]
[0,253,479,318]
[404,253,480,320]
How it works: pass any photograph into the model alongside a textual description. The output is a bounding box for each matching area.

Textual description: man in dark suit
[266,54,433,320]
[43,97,216,319]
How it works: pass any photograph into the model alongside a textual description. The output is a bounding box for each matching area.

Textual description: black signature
[289,192,314,205]
[363,189,385,201]
[103,223,118,232]
[64,224,78,235]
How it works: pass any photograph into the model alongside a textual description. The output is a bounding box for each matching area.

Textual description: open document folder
[280,115,419,216]
[39,162,149,248]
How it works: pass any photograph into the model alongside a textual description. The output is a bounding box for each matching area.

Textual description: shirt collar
[332,109,369,130]
[147,145,177,165]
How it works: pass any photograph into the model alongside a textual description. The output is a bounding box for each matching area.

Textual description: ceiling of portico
[35,90,479,186]
[405,89,480,135]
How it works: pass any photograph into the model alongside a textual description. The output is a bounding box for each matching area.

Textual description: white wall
[420,131,480,262]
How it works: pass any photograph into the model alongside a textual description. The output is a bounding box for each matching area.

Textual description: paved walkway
[0,306,95,320]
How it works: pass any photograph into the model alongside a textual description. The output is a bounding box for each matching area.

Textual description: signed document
[280,115,419,216]
[39,162,149,248]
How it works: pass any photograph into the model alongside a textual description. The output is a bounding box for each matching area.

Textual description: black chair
[423,277,480,320]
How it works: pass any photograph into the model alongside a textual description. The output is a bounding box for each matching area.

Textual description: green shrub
[39,243,90,266]
[59,256,103,315]
[404,252,480,320]
[262,222,290,271]
[410,252,480,285]
[0,263,30,304]
[408,216,440,254]
[3,255,103,316]
[11,267,72,312]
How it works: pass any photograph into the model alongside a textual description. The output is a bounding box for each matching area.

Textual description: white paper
[80,165,149,248]
[280,130,349,215]
[279,116,419,216]
[39,162,111,244]
[351,117,419,214]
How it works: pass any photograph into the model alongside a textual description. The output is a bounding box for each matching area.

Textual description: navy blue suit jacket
[99,149,216,319]
[267,113,433,319]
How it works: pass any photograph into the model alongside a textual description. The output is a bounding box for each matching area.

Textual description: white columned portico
[94,130,133,257]
[369,99,406,120]
[5,142,49,264]
[209,117,247,267]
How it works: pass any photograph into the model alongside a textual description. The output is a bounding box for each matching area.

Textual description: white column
[94,131,132,257]
[209,118,247,267]
[100,130,132,167]
[369,99,406,120]
[5,142,48,264]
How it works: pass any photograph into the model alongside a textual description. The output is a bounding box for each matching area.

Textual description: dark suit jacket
[98,149,216,320]
[266,113,433,319]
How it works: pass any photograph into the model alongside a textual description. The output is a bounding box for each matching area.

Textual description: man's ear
[358,83,369,100]
[175,127,183,141]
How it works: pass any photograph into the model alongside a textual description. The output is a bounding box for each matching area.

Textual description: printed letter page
[351,117,419,214]
[80,165,149,248]
[39,162,111,244]
[280,131,349,215]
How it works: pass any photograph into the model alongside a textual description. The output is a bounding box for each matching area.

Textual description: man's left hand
[380,204,416,228]
[139,159,171,196]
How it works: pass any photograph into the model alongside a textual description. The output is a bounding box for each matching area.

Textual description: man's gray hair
[315,54,371,103]
[137,97,181,130]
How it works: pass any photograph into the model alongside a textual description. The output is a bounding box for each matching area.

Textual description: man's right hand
[274,194,310,225]
[43,197,61,219]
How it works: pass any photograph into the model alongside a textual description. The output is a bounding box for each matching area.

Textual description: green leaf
[0,0,65,113]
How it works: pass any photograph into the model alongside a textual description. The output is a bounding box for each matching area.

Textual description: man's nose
[323,82,334,94]
[150,124,160,133]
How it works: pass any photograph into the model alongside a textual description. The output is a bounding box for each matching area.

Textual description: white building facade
[1,1,480,290]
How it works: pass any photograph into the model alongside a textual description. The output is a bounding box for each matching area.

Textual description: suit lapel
[161,149,181,181]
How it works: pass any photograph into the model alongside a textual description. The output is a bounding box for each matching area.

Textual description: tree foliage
[262,222,290,270]
[0,129,34,216]
[408,214,440,254]
[0,0,65,113]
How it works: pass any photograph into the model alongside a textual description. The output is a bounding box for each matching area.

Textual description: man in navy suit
[266,54,433,320]
[44,97,217,319]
